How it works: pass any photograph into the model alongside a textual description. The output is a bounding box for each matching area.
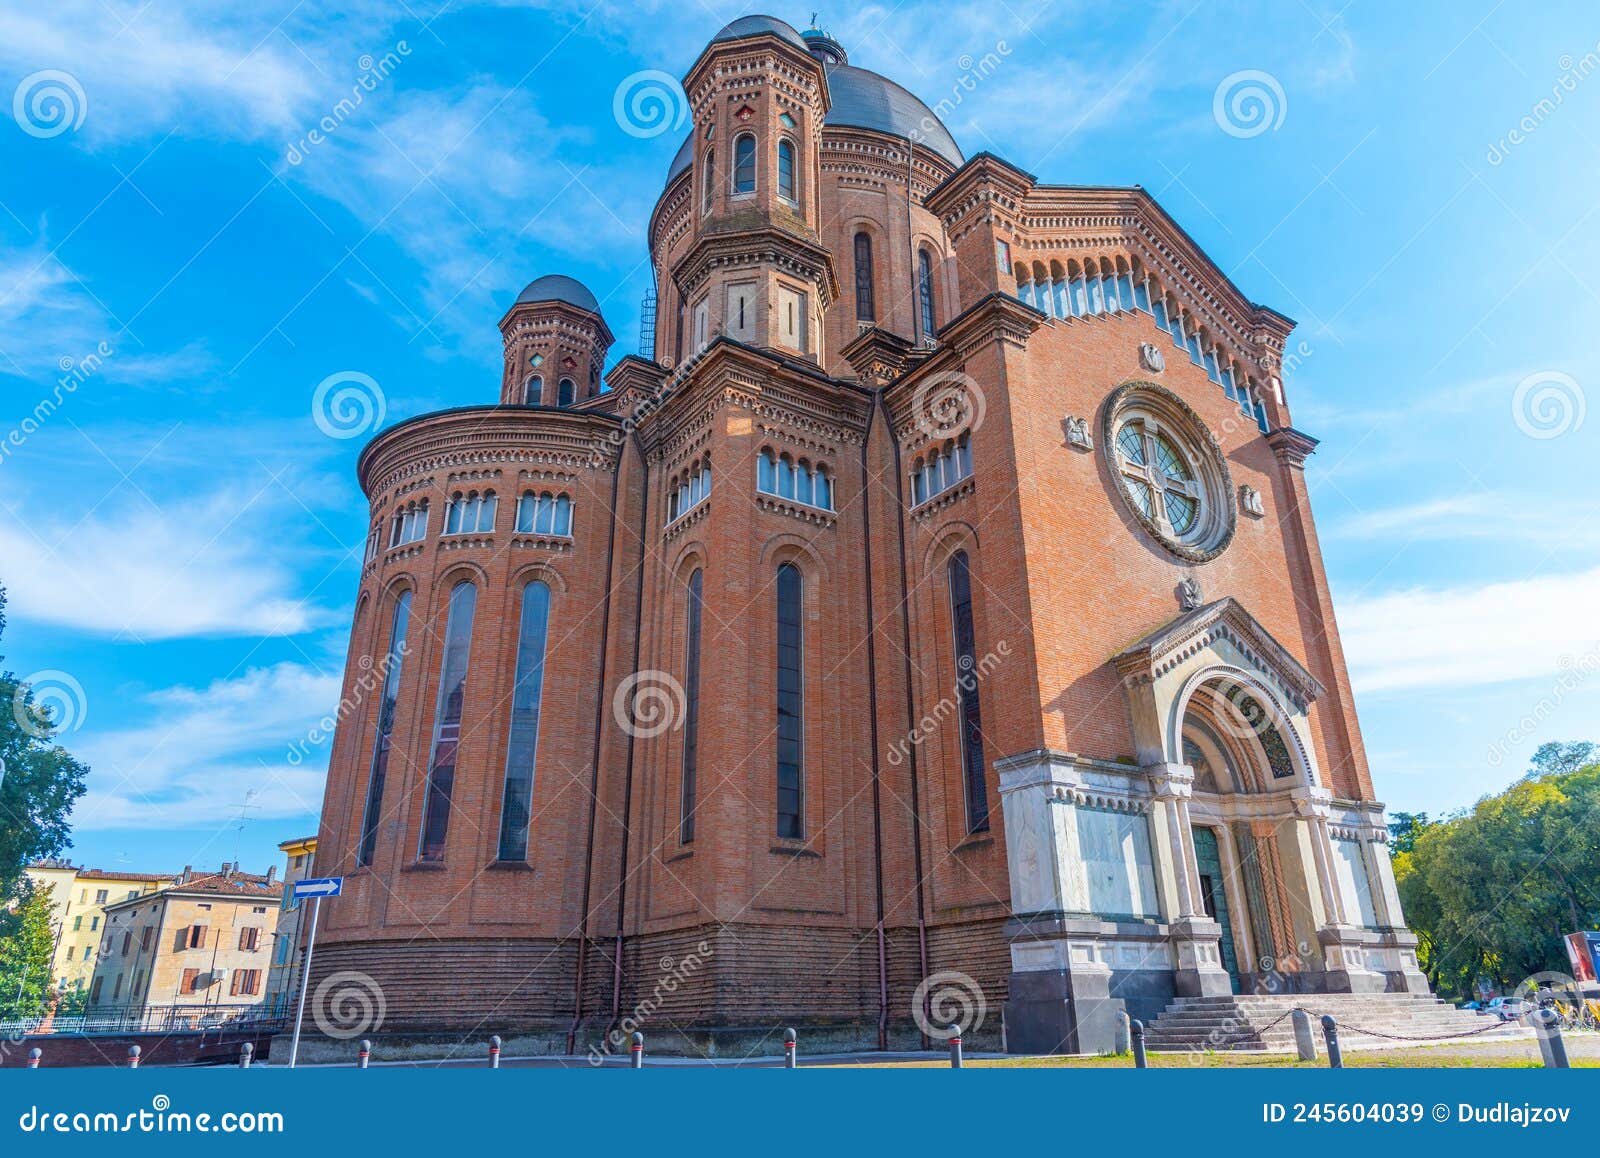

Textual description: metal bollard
[357,1039,371,1069]
[1130,1019,1148,1069]
[947,1028,964,1069]
[783,1027,797,1070]
[630,1032,644,1069]
[27,1048,41,1069]
[127,1045,141,1069]
[489,1035,502,1069]
[1319,1015,1343,1069]
[238,1043,254,1069]
[1532,1008,1570,1069]
[1291,1009,1318,1062]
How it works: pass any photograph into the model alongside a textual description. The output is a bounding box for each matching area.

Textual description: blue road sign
[293,876,344,899]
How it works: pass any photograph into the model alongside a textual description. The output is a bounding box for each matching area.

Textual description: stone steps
[1141,993,1519,1053]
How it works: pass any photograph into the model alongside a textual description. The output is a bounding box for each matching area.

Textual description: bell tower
[674,17,838,362]
[498,274,614,406]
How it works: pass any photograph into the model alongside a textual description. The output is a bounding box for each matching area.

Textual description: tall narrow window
[917,248,936,340]
[418,581,478,862]
[947,551,990,832]
[775,563,804,839]
[853,232,875,323]
[733,133,756,195]
[777,139,796,202]
[558,378,575,407]
[524,375,542,405]
[496,581,552,862]
[702,150,715,214]
[680,569,704,844]
[358,590,412,867]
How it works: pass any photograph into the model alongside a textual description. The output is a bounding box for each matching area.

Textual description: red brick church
[307,14,1439,1057]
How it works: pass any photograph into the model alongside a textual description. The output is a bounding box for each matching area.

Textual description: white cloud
[1339,566,1600,693]
[71,663,342,829]
[0,486,339,640]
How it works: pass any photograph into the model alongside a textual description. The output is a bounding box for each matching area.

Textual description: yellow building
[24,861,176,993]
[85,864,284,1027]
[264,836,318,1017]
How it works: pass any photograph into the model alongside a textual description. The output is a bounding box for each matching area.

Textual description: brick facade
[306,16,1424,1057]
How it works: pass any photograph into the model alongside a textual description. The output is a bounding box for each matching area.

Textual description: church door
[1191,826,1241,993]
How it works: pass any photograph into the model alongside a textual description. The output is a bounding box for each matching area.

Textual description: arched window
[557,378,575,407]
[680,568,704,844]
[702,149,715,214]
[777,138,796,203]
[357,590,412,867]
[524,375,542,405]
[947,551,989,832]
[756,451,833,510]
[418,581,478,862]
[390,499,428,546]
[775,562,804,839]
[445,490,496,535]
[911,434,971,506]
[853,232,875,323]
[917,248,936,340]
[732,133,756,195]
[496,580,552,862]
[516,491,574,536]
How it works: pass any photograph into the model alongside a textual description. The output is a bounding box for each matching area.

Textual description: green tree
[0,581,90,897]
[1387,811,1431,855]
[1527,740,1596,780]
[1397,743,1600,999]
[0,881,58,1018]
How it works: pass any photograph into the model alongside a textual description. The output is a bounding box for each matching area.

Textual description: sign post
[287,876,343,1069]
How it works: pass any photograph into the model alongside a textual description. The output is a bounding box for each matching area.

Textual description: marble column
[1148,762,1232,997]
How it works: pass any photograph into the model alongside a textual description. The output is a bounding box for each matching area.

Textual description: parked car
[1484,996,1526,1022]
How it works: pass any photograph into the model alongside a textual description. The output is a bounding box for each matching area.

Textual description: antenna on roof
[230,789,259,864]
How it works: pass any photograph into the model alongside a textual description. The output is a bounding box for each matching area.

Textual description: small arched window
[917,248,937,340]
[756,450,832,510]
[516,492,573,537]
[732,133,756,195]
[777,139,796,203]
[758,449,777,493]
[702,149,715,214]
[853,232,875,323]
[524,375,542,405]
[557,378,575,407]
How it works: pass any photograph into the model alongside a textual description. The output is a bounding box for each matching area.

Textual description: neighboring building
[306,14,1434,1055]
[84,864,282,1026]
[263,836,319,1017]
[24,861,176,993]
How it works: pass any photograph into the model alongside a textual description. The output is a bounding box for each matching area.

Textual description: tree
[0,881,58,1018]
[1527,740,1596,780]
[0,580,90,897]
[1396,743,1600,999]
[1387,811,1431,855]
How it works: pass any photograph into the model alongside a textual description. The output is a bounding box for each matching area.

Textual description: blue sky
[1,1,1596,878]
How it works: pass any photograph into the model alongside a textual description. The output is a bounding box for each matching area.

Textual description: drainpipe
[878,392,931,1039]
[859,395,890,1051]
[568,433,626,1055]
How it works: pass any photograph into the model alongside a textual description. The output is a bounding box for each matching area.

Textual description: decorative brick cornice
[1265,426,1319,468]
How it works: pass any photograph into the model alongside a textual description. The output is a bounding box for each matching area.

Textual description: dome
[710,14,808,51]
[514,274,601,314]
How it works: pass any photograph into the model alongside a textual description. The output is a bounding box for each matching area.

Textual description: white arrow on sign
[292,876,343,898]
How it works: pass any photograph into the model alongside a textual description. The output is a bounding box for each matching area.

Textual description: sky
[0,0,1596,878]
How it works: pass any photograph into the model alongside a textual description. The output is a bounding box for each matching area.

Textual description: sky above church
[1,1,1596,877]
